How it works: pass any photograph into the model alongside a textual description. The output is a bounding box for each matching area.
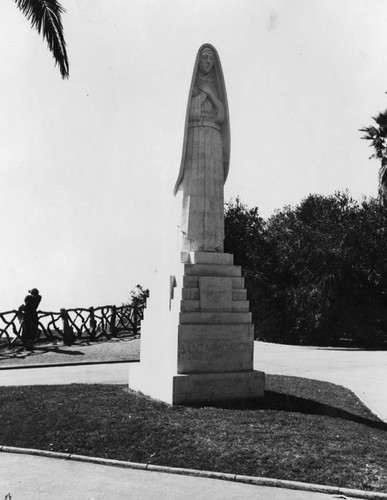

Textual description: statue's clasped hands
[198,82,215,100]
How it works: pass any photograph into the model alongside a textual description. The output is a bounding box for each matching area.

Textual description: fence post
[132,304,139,337]
[89,307,96,340]
[109,305,117,337]
[61,309,74,346]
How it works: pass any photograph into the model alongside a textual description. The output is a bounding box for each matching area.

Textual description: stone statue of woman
[174,44,230,253]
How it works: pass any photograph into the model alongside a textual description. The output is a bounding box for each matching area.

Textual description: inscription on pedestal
[177,326,254,374]
[179,341,252,355]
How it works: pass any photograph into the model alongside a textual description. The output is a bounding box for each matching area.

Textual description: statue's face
[199,49,215,74]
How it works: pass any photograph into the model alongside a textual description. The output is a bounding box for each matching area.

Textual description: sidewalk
[255,342,387,422]
[0,337,139,386]
[0,451,373,500]
[0,337,140,368]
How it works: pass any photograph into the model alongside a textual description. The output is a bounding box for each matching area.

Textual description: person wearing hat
[20,288,42,351]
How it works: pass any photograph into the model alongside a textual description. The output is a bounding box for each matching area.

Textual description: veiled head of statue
[199,47,215,74]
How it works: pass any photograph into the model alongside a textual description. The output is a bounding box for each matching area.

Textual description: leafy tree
[224,197,266,268]
[129,284,149,308]
[267,193,387,346]
[224,194,387,347]
[14,0,69,78]
[360,110,387,206]
[119,285,149,336]
[224,198,281,341]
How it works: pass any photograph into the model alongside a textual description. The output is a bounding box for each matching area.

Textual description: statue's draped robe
[174,44,230,253]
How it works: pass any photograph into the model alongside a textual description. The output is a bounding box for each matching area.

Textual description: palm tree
[14,0,69,78]
[360,110,387,206]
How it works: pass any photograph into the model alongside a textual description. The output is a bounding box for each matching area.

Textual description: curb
[1,446,386,499]
[0,359,139,371]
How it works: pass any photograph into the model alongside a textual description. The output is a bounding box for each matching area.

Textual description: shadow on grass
[195,391,387,431]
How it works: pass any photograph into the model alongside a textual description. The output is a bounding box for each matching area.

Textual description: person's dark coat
[22,289,41,348]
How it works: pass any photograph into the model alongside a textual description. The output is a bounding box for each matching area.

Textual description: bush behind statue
[224,193,387,347]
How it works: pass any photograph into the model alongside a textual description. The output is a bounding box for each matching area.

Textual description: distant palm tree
[360,110,387,206]
[14,0,69,78]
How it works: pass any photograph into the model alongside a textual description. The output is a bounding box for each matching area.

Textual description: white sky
[0,0,386,311]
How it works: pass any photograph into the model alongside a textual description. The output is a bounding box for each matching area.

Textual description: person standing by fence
[19,288,41,351]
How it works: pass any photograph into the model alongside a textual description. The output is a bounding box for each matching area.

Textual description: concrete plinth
[129,251,265,405]
[173,371,265,405]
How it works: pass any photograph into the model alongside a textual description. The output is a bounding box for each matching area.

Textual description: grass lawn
[0,375,386,492]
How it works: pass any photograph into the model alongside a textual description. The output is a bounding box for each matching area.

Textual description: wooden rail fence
[0,304,144,347]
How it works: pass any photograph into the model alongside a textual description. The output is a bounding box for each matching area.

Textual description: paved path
[0,361,131,385]
[255,342,387,422]
[0,453,342,500]
[0,337,140,368]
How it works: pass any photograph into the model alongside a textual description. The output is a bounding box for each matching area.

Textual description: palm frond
[14,0,69,78]
[373,110,387,128]
[359,126,379,140]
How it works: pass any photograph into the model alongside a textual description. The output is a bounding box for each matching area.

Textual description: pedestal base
[173,370,265,405]
[129,251,265,406]
[130,363,265,406]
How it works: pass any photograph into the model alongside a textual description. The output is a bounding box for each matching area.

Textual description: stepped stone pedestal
[129,251,265,405]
